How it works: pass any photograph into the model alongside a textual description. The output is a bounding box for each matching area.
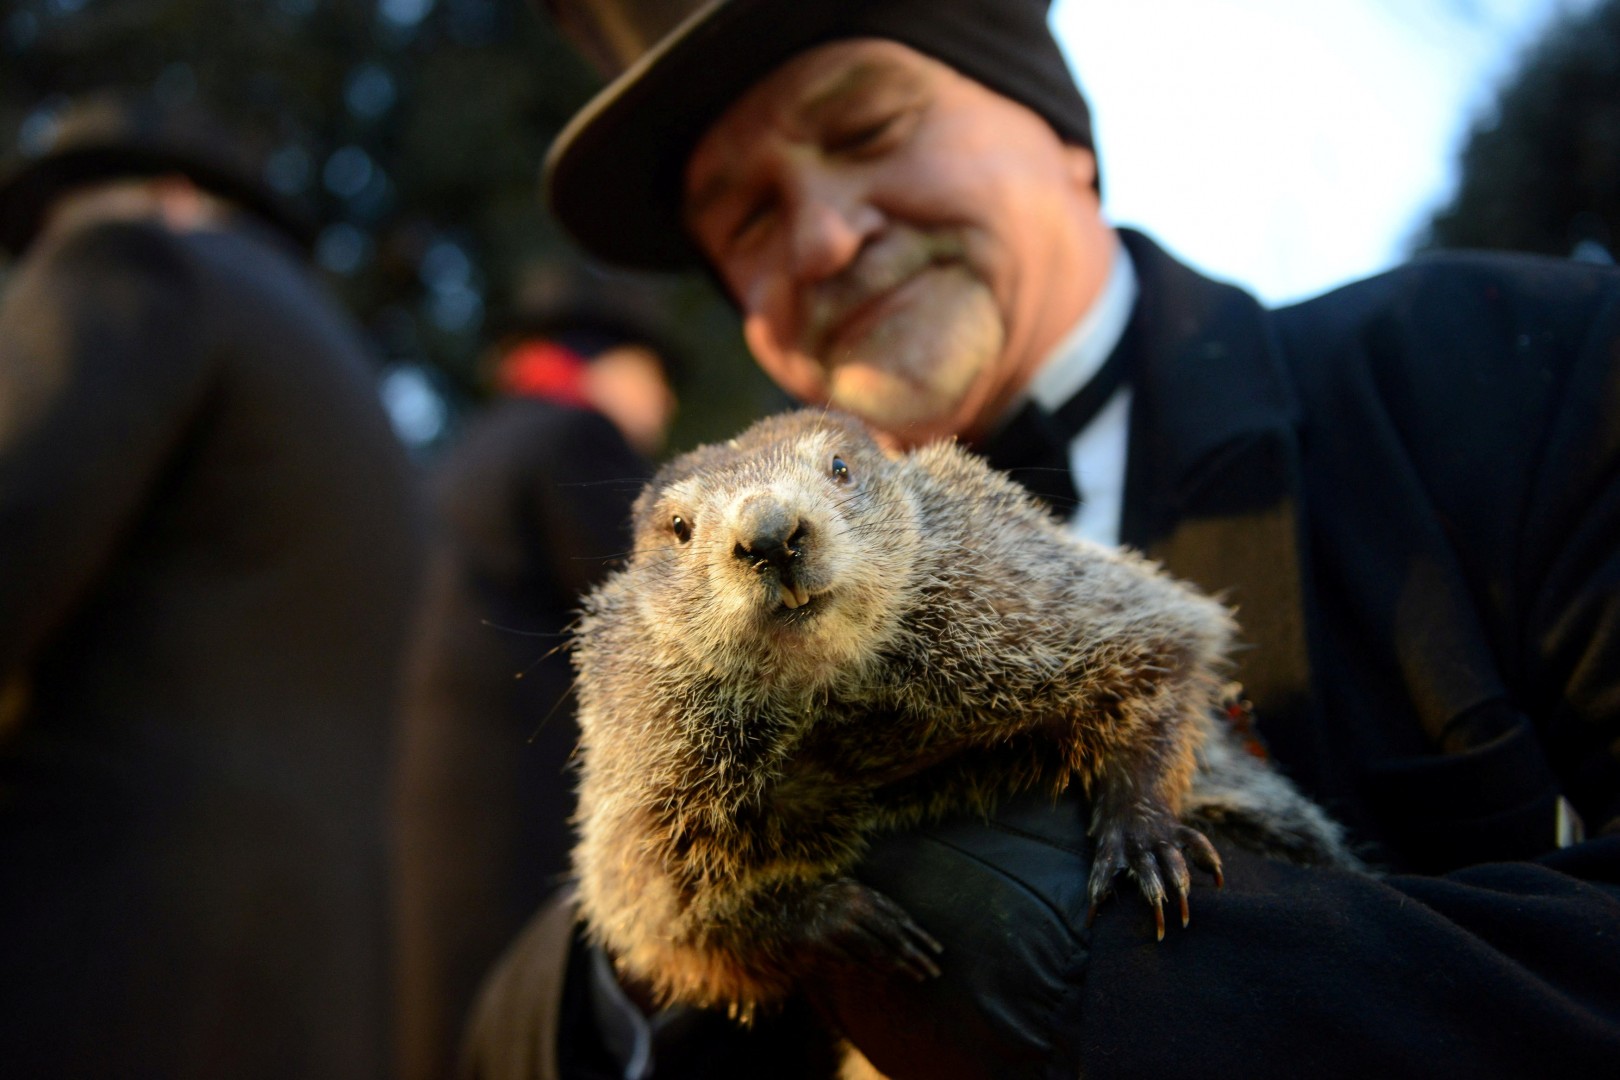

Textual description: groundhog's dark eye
[671,515,692,543]
[831,457,851,483]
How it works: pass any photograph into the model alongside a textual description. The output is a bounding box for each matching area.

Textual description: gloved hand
[816,786,1097,1079]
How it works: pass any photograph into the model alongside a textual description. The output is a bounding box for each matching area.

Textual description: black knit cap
[542,0,1093,271]
[0,92,313,259]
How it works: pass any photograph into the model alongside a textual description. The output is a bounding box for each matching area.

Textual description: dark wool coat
[461,233,1620,1079]
[395,399,652,1080]
[0,217,424,1079]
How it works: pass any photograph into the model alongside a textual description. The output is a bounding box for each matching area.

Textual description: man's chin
[807,275,1004,442]
[827,372,970,445]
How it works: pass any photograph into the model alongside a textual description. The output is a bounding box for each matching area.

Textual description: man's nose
[785,173,879,283]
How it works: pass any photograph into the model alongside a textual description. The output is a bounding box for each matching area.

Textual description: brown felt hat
[541,0,1093,272]
[0,92,313,258]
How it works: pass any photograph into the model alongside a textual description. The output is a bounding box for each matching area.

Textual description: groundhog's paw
[1085,816,1223,940]
[794,877,944,982]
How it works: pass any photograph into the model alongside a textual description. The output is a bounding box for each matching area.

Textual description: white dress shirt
[1021,236,1138,547]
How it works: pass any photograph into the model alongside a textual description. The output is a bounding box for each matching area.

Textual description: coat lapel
[1114,231,1322,768]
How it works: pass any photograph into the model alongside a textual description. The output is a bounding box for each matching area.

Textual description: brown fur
[569,409,1355,1021]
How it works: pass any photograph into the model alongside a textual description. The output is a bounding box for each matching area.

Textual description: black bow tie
[978,345,1129,518]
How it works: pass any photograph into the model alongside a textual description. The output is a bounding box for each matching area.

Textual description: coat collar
[1114,230,1322,766]
[1114,228,1300,527]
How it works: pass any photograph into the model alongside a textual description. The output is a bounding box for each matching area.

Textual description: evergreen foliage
[1421,0,1620,261]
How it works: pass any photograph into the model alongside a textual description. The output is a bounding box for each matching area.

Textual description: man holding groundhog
[459,2,1620,1076]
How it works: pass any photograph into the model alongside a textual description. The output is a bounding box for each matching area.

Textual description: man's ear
[1062,145,1098,195]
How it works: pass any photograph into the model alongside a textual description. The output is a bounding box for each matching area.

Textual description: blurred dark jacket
[0,215,424,1078]
[395,397,652,1080]
[460,232,1620,1079]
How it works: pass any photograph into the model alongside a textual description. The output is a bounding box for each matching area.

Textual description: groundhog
[569,408,1357,1025]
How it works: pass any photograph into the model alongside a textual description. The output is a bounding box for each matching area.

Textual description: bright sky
[1053,0,1592,304]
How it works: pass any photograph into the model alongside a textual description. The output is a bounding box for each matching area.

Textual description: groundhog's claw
[1180,824,1224,885]
[796,878,943,982]
[1086,817,1223,939]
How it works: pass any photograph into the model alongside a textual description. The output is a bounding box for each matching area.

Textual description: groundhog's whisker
[527,675,580,743]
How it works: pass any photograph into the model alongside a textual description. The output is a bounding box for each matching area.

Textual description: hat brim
[544,0,867,272]
[0,143,313,258]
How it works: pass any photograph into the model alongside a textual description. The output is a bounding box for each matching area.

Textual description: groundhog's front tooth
[778,583,802,609]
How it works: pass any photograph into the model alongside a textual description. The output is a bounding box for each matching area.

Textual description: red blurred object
[494,340,591,407]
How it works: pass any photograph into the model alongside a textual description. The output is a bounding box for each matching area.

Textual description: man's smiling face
[683,37,1112,447]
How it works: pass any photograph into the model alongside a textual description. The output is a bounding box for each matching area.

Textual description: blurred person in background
[394,269,681,1080]
[0,92,424,1079]
[457,1,1620,1077]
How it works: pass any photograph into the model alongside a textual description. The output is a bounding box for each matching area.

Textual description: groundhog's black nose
[733,523,808,575]
[733,502,808,577]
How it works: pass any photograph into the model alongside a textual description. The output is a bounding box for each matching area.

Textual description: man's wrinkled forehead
[791,44,930,125]
[683,39,935,219]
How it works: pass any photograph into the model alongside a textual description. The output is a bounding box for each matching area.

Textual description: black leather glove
[821,786,1096,1079]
